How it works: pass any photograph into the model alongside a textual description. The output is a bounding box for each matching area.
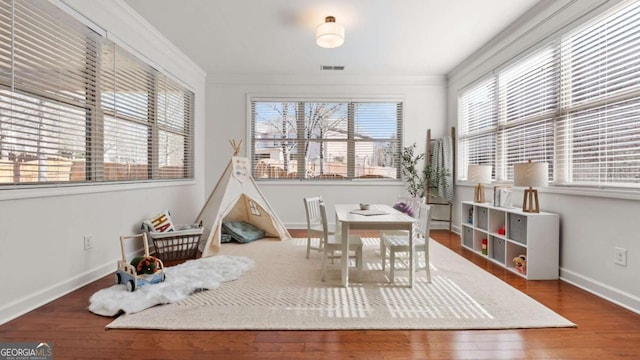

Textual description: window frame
[457,0,640,193]
[248,96,404,182]
[0,0,195,193]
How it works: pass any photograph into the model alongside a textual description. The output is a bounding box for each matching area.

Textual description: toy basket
[144,223,204,261]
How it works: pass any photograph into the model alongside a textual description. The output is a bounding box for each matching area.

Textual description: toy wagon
[116,233,165,292]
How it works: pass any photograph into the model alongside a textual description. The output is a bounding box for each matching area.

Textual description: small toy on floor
[116,233,165,292]
[131,256,162,275]
[513,254,527,274]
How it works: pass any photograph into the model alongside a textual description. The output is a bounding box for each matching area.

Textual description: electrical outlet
[614,247,627,266]
[83,235,93,250]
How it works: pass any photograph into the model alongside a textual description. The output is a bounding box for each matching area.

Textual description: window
[458,78,497,178]
[498,45,558,181]
[557,0,640,186]
[250,99,402,180]
[458,0,640,188]
[0,0,194,186]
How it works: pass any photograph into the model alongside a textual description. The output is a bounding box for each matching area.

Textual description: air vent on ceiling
[321,65,345,71]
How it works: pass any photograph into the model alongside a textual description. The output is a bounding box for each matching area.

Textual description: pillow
[144,210,175,233]
[221,221,265,244]
[393,197,422,218]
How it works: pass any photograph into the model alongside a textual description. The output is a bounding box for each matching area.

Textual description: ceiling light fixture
[316,16,344,48]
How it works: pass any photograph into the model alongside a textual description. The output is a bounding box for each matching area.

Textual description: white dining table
[334,204,417,287]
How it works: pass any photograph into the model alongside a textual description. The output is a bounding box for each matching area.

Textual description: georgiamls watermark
[0,342,53,360]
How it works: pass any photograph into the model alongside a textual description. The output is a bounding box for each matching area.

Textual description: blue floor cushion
[222,221,266,243]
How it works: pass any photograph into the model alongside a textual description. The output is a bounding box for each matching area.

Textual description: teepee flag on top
[196,140,291,257]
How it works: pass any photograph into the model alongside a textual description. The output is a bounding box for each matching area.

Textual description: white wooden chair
[380,196,425,255]
[304,196,334,258]
[381,202,432,284]
[319,202,363,282]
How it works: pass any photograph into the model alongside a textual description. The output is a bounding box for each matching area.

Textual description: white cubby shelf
[460,200,560,280]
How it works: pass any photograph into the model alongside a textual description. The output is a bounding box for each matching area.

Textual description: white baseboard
[444,226,639,315]
[560,268,640,315]
[0,259,115,325]
[0,247,146,326]
[430,223,451,230]
[284,222,307,230]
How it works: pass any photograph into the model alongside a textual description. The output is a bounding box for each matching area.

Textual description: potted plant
[401,143,450,199]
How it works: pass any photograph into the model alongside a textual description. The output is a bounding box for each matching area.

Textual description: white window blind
[0,0,194,186]
[458,78,497,179]
[251,100,402,180]
[352,102,401,179]
[157,74,194,179]
[102,45,154,181]
[498,45,558,181]
[459,0,640,189]
[0,0,94,184]
[557,0,640,186]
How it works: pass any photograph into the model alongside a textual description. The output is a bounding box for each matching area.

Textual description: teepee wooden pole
[229,139,243,156]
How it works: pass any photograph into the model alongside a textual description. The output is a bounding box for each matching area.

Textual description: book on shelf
[493,186,513,208]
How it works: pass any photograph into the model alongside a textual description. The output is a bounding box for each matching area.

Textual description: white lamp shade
[514,162,548,187]
[467,165,492,184]
[316,17,345,48]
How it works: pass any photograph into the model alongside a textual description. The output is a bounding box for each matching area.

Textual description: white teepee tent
[196,141,291,257]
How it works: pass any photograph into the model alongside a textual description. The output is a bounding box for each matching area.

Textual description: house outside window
[250,99,402,181]
[0,0,194,186]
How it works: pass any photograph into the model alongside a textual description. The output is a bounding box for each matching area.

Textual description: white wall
[207,74,447,229]
[0,0,207,324]
[448,0,640,313]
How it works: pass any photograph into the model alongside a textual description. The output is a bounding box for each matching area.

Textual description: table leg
[341,222,349,287]
[409,223,414,288]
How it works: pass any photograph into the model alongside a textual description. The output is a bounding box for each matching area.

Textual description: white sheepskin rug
[89,255,255,316]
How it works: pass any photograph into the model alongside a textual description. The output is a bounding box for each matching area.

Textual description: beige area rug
[107,237,575,330]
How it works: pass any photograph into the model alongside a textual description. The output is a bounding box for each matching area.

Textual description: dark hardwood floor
[1,230,639,359]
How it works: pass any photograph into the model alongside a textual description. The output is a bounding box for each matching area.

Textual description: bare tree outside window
[251,100,402,180]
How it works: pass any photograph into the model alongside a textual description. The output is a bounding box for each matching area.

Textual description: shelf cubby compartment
[462,224,473,249]
[475,205,489,231]
[473,228,488,254]
[508,212,528,245]
[462,202,474,226]
[489,235,506,265]
[488,208,506,236]
[506,241,527,277]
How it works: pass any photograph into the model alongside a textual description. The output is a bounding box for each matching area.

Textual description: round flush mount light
[316,16,345,48]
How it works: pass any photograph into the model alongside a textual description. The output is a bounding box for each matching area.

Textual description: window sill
[0,179,196,201]
[457,181,640,201]
[256,179,404,186]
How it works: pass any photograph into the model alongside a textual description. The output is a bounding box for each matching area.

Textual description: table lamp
[513,160,548,213]
[467,165,492,203]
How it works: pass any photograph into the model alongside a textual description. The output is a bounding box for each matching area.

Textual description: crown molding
[60,0,206,89]
[448,0,620,88]
[208,73,446,87]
